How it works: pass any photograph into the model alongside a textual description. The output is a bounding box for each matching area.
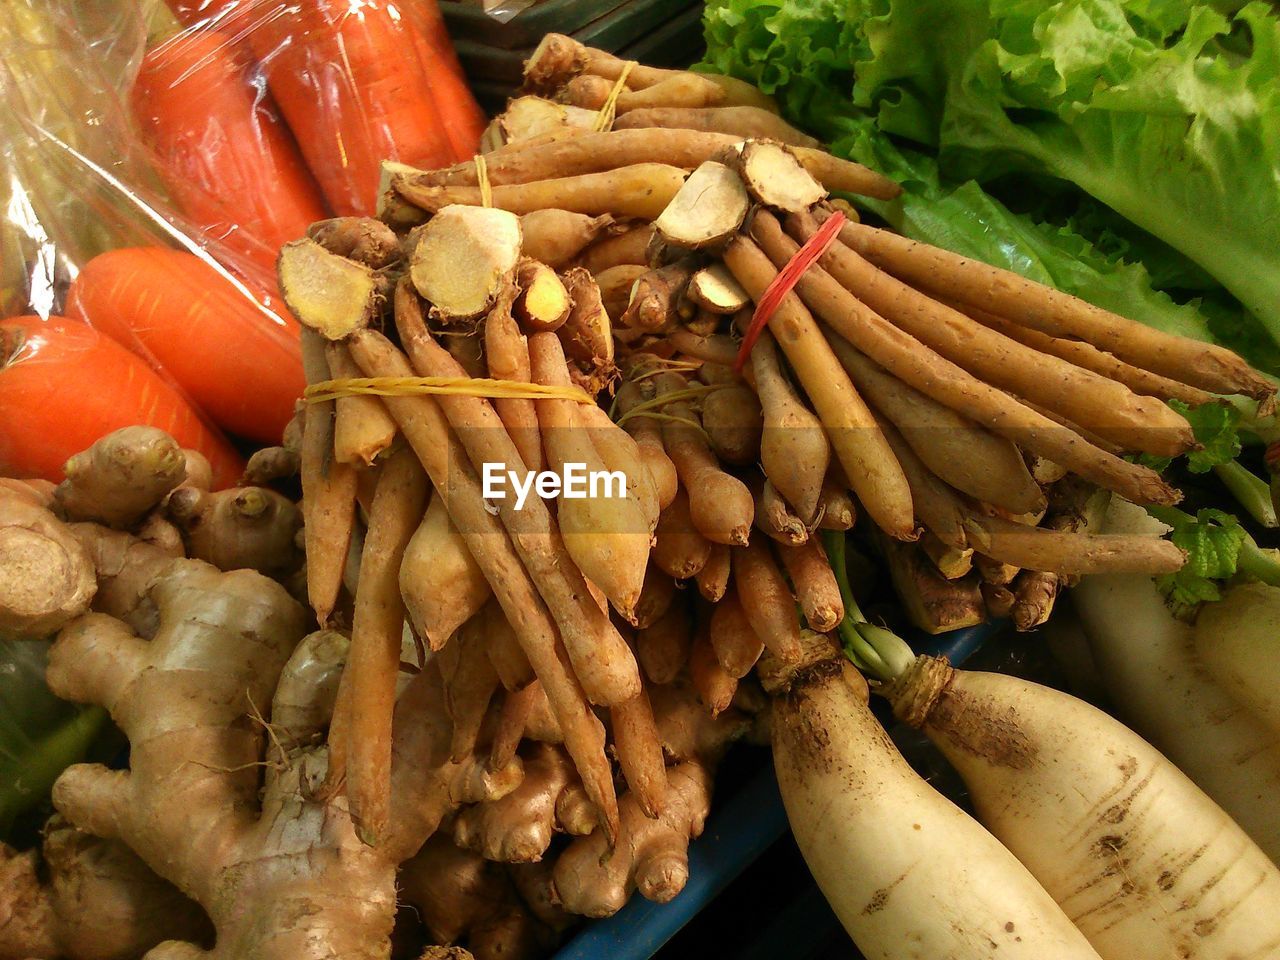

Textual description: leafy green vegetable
[1140,400,1242,474]
[701,0,1280,373]
[1148,505,1280,618]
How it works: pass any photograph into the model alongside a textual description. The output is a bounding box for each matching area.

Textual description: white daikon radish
[1195,581,1280,739]
[764,636,1104,960]
[1075,498,1280,860]
[885,655,1280,960]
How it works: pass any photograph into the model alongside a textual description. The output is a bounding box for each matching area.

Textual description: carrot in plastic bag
[131,27,329,274]
[65,247,304,444]
[0,315,244,487]
[401,0,487,157]
[242,0,464,215]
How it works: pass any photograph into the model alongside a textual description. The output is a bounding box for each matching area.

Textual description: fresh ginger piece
[514,258,571,332]
[687,263,750,314]
[653,161,749,250]
[0,817,212,960]
[594,264,648,323]
[520,210,613,269]
[54,426,186,529]
[400,835,550,960]
[279,237,383,339]
[735,140,826,213]
[453,742,577,863]
[307,216,402,270]
[0,497,95,641]
[552,761,712,917]
[167,485,302,578]
[0,477,55,508]
[409,205,523,322]
[67,523,177,635]
[242,445,300,486]
[271,629,349,746]
[621,261,696,332]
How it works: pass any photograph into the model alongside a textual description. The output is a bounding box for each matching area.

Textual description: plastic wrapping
[1,0,487,484]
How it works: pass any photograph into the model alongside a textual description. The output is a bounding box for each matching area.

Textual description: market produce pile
[4,6,1280,960]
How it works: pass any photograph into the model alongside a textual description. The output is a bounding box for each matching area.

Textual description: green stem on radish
[1214,461,1277,528]
[1237,537,1280,587]
[822,530,916,682]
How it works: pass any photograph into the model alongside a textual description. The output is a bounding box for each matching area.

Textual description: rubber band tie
[474,154,493,208]
[593,62,636,132]
[733,210,847,374]
[305,375,592,405]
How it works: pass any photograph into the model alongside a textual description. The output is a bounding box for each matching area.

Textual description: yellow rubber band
[305,375,592,405]
[593,61,636,132]
[474,154,493,208]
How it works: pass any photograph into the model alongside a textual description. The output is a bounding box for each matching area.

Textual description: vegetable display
[2,10,1280,960]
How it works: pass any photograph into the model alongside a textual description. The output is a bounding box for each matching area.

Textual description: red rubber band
[734,210,847,374]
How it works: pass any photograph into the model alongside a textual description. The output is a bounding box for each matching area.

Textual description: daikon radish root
[401,494,491,650]
[733,538,803,662]
[726,232,915,539]
[519,210,615,268]
[709,590,765,678]
[484,283,544,474]
[886,655,1280,959]
[613,106,821,149]
[1195,582,1280,739]
[1075,499,1280,859]
[633,564,677,629]
[579,225,655,274]
[653,372,755,545]
[299,331,358,626]
[779,538,844,631]
[826,331,1044,516]
[347,327,619,839]
[530,333,650,617]
[749,213,1180,506]
[347,445,429,845]
[611,687,669,818]
[616,381,679,510]
[439,615,502,762]
[746,330,829,524]
[558,269,618,396]
[515,259,573,332]
[960,302,1215,407]
[766,636,1106,960]
[690,617,738,715]
[409,205,523,323]
[396,294,641,707]
[395,165,689,220]
[832,217,1274,401]
[326,343,398,466]
[755,478,809,545]
[578,401,658,535]
[622,261,697,331]
[653,488,713,579]
[53,426,186,529]
[881,537,985,634]
[694,543,732,602]
[653,161,750,250]
[963,511,1185,575]
[596,264,650,321]
[786,213,1194,458]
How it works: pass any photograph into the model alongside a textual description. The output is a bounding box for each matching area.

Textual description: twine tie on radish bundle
[593,61,636,132]
[304,375,592,404]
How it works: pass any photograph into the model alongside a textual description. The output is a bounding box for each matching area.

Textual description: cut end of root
[654,162,750,250]
[278,238,382,340]
[409,205,523,322]
[736,141,826,213]
[880,654,952,729]
[688,264,750,315]
[515,259,572,332]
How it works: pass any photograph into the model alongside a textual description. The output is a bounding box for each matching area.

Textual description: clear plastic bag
[1,0,487,483]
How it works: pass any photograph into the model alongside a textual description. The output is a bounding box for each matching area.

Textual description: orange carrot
[402,0,488,157]
[247,0,464,215]
[0,315,243,486]
[65,247,304,444]
[131,27,329,275]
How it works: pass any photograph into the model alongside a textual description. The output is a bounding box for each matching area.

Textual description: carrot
[400,0,488,157]
[0,315,243,487]
[247,0,460,215]
[65,247,303,444]
[131,28,328,275]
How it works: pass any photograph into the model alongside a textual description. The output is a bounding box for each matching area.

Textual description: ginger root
[54,426,186,529]
[0,496,95,641]
[167,485,302,577]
